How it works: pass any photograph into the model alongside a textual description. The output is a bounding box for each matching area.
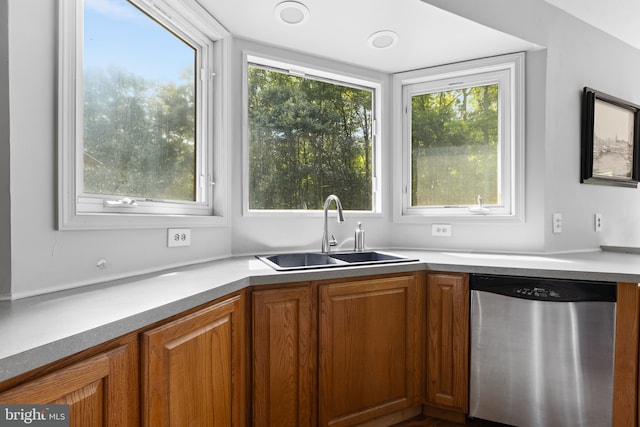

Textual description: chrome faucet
[321,195,344,254]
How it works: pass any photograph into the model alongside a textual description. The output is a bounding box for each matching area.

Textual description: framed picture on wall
[581,87,640,187]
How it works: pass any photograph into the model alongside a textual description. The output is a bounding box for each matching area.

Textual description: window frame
[393,53,525,222]
[58,0,229,230]
[242,53,383,217]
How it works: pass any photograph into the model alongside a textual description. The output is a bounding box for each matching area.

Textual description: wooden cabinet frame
[252,285,317,427]
[0,337,139,426]
[252,272,424,427]
[613,282,640,427]
[142,293,247,427]
[318,273,423,427]
[424,272,469,423]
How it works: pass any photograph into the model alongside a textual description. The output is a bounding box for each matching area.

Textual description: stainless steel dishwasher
[469,274,616,427]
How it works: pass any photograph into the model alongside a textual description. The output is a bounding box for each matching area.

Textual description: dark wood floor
[392,415,511,427]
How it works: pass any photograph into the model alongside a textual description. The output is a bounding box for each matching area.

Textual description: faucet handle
[329,235,338,247]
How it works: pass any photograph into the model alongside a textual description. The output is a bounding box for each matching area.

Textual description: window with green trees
[58,0,221,228]
[246,61,377,211]
[411,84,499,207]
[83,0,197,202]
[397,53,524,219]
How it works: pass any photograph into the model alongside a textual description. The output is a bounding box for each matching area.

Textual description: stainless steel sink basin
[257,251,417,271]
[259,253,344,269]
[330,251,407,263]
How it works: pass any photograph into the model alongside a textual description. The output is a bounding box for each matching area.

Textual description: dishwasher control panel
[470,274,616,302]
[514,287,561,298]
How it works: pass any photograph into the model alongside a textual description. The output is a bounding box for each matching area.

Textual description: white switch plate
[432,224,452,237]
[168,228,191,247]
[594,213,603,232]
[552,213,562,234]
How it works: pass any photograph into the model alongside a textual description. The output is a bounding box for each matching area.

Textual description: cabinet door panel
[143,294,246,427]
[253,286,316,427]
[0,343,138,427]
[425,273,469,413]
[613,282,639,427]
[319,274,419,427]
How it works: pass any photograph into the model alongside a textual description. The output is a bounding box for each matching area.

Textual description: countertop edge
[0,259,426,382]
[1,249,639,383]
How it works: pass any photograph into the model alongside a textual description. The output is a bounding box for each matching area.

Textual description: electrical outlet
[432,224,452,237]
[594,213,603,232]
[552,213,562,234]
[167,228,191,247]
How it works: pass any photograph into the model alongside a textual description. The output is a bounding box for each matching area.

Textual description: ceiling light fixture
[274,1,310,25]
[367,30,399,49]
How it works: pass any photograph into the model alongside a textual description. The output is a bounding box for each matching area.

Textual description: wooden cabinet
[612,282,640,427]
[318,273,422,427]
[424,272,469,421]
[253,285,316,427]
[142,293,247,427]
[6,269,639,427]
[0,338,138,427]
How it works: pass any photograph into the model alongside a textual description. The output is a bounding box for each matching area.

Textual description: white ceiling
[196,0,539,73]
[196,0,640,74]
[545,0,640,50]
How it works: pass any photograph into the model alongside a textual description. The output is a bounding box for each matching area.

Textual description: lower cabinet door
[318,274,420,427]
[142,293,246,427]
[0,340,139,427]
[425,272,469,415]
[253,285,316,427]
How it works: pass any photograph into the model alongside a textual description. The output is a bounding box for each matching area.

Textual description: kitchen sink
[257,251,417,271]
[330,251,407,263]
[259,253,342,269]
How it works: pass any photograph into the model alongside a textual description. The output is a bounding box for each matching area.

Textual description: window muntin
[58,0,222,229]
[397,53,524,220]
[245,58,379,212]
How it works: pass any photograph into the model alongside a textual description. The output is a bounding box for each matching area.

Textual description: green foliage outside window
[83,66,196,201]
[248,66,373,211]
[411,84,499,207]
[82,0,197,203]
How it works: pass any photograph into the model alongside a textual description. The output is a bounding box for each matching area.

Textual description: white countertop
[1,249,639,382]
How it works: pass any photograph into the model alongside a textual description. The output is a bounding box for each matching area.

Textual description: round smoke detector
[367,30,399,49]
[274,1,310,25]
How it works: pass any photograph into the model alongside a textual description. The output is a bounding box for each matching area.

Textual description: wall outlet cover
[432,224,452,237]
[594,213,603,232]
[168,228,191,247]
[552,213,562,234]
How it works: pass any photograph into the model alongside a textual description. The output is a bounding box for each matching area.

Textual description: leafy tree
[248,67,373,210]
[83,66,195,201]
[411,84,499,206]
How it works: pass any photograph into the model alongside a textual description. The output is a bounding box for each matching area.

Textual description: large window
[394,53,525,220]
[83,0,197,203]
[244,56,381,213]
[58,0,225,229]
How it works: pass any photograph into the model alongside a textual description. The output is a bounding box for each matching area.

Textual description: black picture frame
[581,87,640,187]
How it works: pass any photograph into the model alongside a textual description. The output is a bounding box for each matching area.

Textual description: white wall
[6,0,640,298]
[0,0,11,298]
[422,0,640,252]
[6,0,232,299]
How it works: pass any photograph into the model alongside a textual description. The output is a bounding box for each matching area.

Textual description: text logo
[0,405,69,426]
